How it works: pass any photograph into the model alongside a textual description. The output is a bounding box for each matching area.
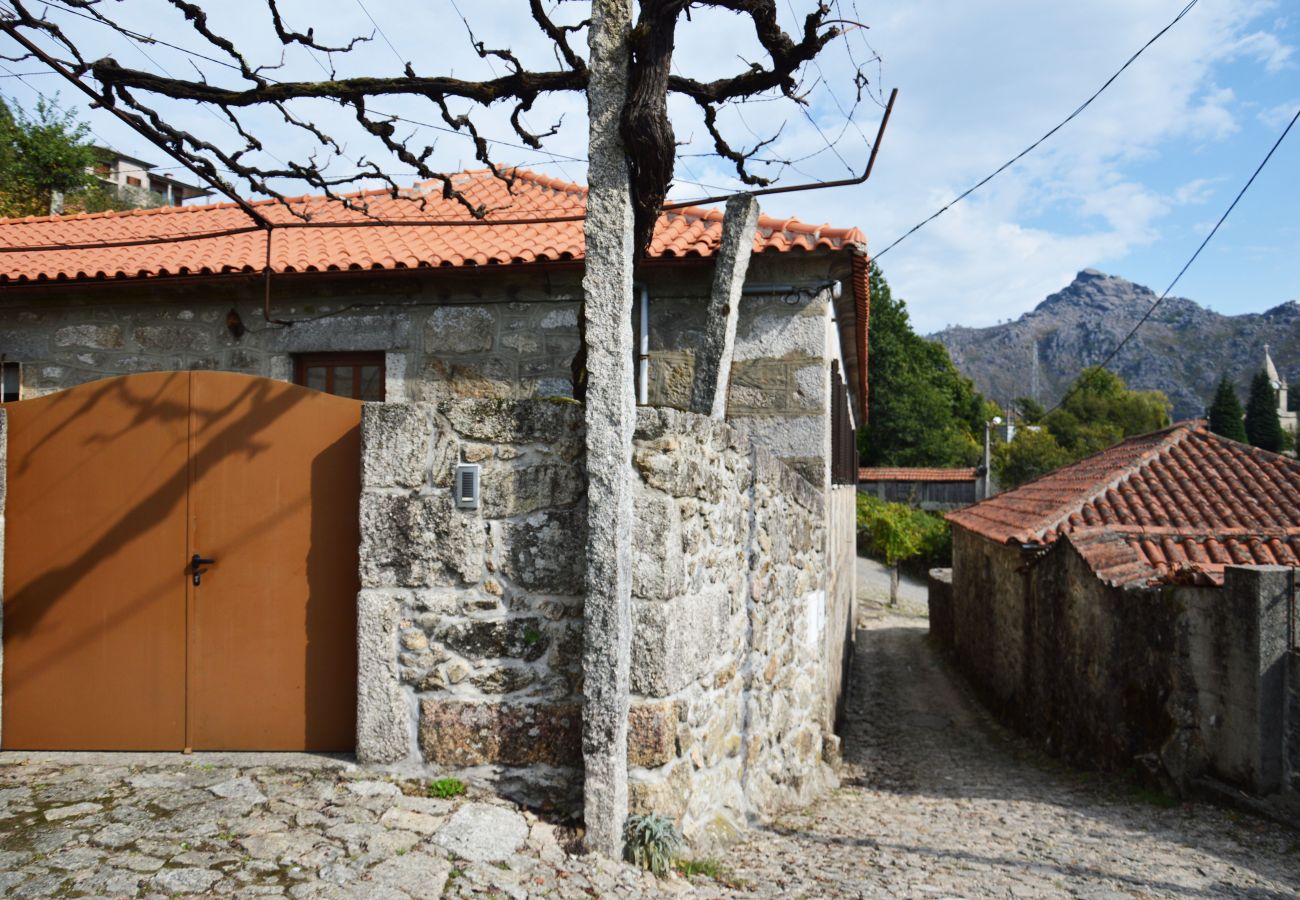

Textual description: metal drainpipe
[637,283,650,405]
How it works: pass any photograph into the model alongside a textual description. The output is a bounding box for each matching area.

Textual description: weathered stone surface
[362,404,434,490]
[497,510,586,594]
[343,779,402,798]
[355,592,411,765]
[470,665,538,694]
[480,461,584,517]
[43,802,101,821]
[53,324,124,349]
[135,324,211,353]
[419,700,581,767]
[628,760,691,821]
[359,494,483,588]
[425,306,495,353]
[432,804,529,863]
[367,851,451,898]
[438,618,549,662]
[378,807,444,835]
[631,591,728,697]
[691,193,759,419]
[207,777,266,803]
[439,398,583,446]
[632,489,683,601]
[628,701,680,768]
[153,867,222,893]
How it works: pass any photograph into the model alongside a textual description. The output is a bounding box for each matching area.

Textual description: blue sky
[0,1,1295,333]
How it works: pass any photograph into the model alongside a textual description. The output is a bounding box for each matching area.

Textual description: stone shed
[934,421,1300,797]
[0,168,865,843]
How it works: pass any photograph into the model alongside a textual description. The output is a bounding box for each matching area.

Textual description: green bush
[856,493,951,576]
[624,814,682,877]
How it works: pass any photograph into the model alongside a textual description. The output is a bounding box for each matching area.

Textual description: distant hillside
[929,269,1300,421]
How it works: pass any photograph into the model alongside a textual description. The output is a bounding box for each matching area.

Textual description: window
[2,361,20,403]
[125,175,142,187]
[293,352,385,401]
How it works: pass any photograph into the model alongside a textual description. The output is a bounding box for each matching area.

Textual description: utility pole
[580,0,635,859]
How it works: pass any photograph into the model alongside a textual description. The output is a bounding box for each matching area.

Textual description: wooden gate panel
[187,373,360,751]
[2,373,189,750]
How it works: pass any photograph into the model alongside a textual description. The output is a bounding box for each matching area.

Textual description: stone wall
[1286,652,1300,794]
[355,400,840,841]
[626,409,835,847]
[824,485,857,728]
[939,528,1296,796]
[0,256,847,483]
[0,408,5,745]
[355,399,588,806]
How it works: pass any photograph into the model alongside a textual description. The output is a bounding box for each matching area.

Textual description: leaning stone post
[581,0,636,858]
[689,193,759,418]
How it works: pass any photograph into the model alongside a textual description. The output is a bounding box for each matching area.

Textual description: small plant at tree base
[624,814,682,876]
[428,777,466,799]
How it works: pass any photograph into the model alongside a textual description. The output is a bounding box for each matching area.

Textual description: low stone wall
[356,399,588,806]
[0,409,5,744]
[625,409,835,846]
[1287,652,1300,793]
[825,485,857,728]
[941,528,1295,796]
[355,401,839,840]
[927,568,953,649]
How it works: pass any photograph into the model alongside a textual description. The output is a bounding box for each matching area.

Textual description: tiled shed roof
[859,467,978,483]
[0,168,867,283]
[948,421,1300,587]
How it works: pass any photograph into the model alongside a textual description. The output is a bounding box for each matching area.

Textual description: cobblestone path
[2,609,1298,897]
[706,609,1300,898]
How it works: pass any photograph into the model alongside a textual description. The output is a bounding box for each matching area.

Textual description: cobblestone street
[2,598,1298,897]
[709,605,1300,898]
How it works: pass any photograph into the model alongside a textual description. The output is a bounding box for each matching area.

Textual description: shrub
[856,493,951,575]
[624,813,682,876]
[428,777,466,799]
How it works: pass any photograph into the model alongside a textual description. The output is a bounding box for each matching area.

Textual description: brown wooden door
[2,372,360,751]
[2,373,190,749]
[187,373,359,750]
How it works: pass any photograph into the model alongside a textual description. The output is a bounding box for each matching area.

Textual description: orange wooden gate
[2,372,360,751]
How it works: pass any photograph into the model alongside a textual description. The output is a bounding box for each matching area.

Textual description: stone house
[932,421,1300,797]
[857,466,980,510]
[0,168,866,842]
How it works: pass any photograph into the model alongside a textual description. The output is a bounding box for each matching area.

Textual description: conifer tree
[1244,369,1284,452]
[1207,375,1247,442]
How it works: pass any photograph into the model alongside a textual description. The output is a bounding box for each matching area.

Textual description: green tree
[859,262,995,467]
[992,427,1072,489]
[1041,368,1170,458]
[1207,375,1247,442]
[992,368,1171,489]
[1014,396,1046,424]
[0,97,99,218]
[1244,369,1284,452]
[856,494,949,605]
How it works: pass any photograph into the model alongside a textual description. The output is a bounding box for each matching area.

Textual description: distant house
[92,147,213,207]
[857,466,980,509]
[933,421,1300,797]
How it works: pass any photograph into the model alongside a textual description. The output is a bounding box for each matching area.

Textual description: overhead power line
[873,0,1200,260]
[1043,102,1300,417]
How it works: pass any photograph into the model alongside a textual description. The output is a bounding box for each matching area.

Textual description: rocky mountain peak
[930,271,1299,421]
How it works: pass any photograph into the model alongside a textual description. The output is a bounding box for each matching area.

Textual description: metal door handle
[191,553,216,586]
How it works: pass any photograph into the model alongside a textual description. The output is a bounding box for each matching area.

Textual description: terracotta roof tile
[949,421,1300,587]
[859,467,978,483]
[0,168,866,283]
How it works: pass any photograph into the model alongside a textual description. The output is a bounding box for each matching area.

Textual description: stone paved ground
[3,592,1299,898]
[702,601,1300,898]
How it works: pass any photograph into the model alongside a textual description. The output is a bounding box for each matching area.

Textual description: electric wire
[1041,103,1300,418]
[872,0,1200,260]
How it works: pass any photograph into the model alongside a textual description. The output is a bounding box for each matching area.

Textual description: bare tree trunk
[581,0,636,860]
[890,563,899,606]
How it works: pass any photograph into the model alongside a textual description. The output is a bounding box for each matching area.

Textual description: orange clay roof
[859,467,978,482]
[0,168,866,283]
[948,421,1300,587]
